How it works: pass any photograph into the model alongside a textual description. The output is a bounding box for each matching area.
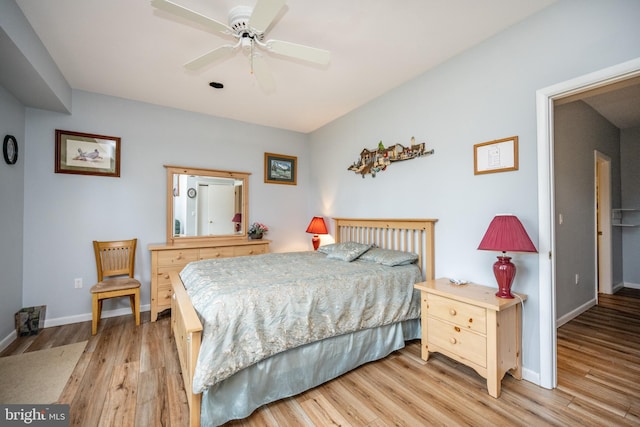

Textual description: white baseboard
[522,367,540,386]
[43,304,151,328]
[1,305,151,352]
[0,330,17,353]
[612,281,625,293]
[556,298,596,327]
[0,304,151,351]
[624,282,640,290]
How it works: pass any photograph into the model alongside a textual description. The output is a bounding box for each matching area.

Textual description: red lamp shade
[478,215,537,298]
[306,216,328,250]
[231,213,242,232]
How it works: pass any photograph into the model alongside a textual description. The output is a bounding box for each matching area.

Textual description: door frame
[536,57,640,389]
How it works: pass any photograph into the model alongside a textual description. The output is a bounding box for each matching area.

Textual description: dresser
[414,277,527,398]
[148,239,270,321]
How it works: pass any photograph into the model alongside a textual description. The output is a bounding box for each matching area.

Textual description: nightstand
[414,277,527,398]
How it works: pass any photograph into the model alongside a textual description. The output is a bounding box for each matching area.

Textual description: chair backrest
[93,239,137,282]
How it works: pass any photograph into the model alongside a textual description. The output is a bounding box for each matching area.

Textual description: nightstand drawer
[427,293,487,334]
[427,317,487,368]
[157,249,199,267]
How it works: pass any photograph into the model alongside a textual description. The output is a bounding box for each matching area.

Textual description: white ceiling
[15,0,562,133]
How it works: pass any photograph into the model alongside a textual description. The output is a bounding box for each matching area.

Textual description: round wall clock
[187,187,197,198]
[3,135,18,165]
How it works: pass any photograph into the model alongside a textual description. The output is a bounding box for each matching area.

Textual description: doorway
[595,151,613,295]
[536,57,640,390]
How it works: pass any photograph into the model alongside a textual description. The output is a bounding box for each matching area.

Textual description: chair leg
[92,294,99,335]
[129,291,140,326]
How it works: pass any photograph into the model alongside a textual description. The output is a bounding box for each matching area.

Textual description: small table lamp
[477,214,537,298]
[231,213,242,232]
[306,216,328,250]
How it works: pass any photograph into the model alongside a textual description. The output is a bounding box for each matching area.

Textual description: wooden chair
[90,239,141,335]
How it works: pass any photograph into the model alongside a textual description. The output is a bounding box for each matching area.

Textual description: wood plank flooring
[2,289,639,426]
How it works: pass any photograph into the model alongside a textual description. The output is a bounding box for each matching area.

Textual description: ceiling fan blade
[151,0,232,35]
[249,0,286,33]
[264,39,330,65]
[185,44,237,70]
[251,54,276,94]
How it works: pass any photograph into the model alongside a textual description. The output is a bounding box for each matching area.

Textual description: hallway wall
[554,101,622,319]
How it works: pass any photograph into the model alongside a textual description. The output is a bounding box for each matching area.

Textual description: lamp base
[493,255,516,299]
[311,234,320,251]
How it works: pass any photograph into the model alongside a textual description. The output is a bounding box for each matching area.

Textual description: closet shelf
[612,208,640,227]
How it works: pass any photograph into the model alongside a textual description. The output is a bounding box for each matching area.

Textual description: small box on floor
[14,305,46,336]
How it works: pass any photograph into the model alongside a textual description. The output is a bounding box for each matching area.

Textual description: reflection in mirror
[165,166,250,244]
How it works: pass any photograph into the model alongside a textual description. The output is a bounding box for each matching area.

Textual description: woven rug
[0,341,87,404]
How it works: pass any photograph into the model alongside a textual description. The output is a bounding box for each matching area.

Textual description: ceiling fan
[151,0,331,92]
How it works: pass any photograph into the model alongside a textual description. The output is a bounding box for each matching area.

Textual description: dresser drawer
[155,266,177,287]
[157,249,199,267]
[155,283,173,309]
[427,293,487,334]
[199,247,235,260]
[234,244,267,257]
[427,317,487,368]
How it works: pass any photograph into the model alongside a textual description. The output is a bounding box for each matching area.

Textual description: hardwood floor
[2,289,639,426]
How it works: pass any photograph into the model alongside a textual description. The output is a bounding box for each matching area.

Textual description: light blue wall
[0,86,25,342]
[22,90,311,324]
[308,0,640,378]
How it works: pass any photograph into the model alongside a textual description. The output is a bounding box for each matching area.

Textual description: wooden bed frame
[169,218,437,427]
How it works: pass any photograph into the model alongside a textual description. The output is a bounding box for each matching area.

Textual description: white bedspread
[180,251,422,393]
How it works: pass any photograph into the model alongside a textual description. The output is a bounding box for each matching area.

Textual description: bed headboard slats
[333,218,437,280]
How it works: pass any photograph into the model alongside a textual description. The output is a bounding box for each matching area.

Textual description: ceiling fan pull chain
[250,40,255,75]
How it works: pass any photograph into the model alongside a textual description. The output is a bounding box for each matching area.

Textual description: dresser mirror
[165,165,250,244]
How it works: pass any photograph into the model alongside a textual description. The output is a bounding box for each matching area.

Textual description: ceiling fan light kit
[151,0,330,92]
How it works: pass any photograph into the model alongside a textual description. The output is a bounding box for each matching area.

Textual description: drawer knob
[172,293,176,300]
[449,337,457,344]
[163,274,170,279]
[449,308,457,316]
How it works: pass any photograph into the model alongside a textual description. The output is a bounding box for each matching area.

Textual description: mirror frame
[165,165,250,244]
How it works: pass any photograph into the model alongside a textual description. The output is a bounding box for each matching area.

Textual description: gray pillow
[325,242,372,262]
[358,247,418,266]
[317,243,337,254]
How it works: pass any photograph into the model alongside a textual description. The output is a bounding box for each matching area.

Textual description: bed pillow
[325,242,372,262]
[317,243,337,254]
[358,247,419,266]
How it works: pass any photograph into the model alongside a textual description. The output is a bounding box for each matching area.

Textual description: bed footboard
[169,271,202,427]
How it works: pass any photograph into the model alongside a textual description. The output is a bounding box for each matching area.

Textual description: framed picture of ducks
[55,129,121,177]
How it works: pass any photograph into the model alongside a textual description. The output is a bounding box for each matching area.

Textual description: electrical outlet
[74,278,83,288]
[575,274,579,285]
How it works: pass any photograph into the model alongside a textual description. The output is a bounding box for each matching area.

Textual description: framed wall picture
[55,129,121,177]
[264,152,297,185]
[473,136,518,175]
